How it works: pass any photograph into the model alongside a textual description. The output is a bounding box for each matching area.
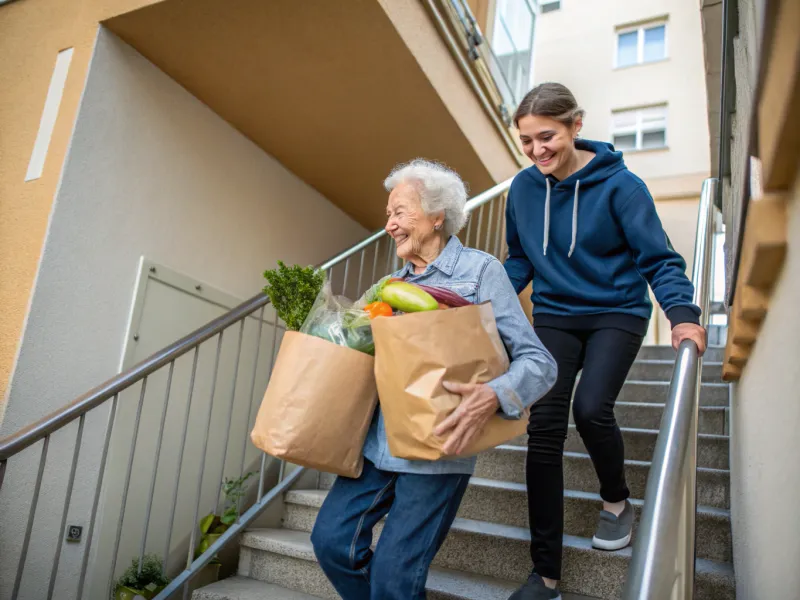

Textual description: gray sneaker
[508,573,562,600]
[592,500,634,551]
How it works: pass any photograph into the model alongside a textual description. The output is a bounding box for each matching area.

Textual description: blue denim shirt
[363,236,557,475]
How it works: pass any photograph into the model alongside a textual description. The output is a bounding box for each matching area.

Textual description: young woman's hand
[434,382,499,456]
[671,323,707,356]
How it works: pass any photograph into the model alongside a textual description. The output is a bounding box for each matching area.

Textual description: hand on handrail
[671,323,707,356]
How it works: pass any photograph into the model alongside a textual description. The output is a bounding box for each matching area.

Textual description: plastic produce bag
[300,282,375,355]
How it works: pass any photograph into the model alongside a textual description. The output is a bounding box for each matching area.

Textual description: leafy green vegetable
[263,261,325,331]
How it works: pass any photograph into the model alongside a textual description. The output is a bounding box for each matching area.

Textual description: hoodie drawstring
[543,178,551,256]
[542,178,580,258]
[569,180,580,258]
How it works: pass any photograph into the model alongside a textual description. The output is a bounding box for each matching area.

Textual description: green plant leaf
[221,506,238,525]
[263,262,324,331]
[199,513,216,535]
[112,554,169,599]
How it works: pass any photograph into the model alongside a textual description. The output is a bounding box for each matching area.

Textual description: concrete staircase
[194,346,735,600]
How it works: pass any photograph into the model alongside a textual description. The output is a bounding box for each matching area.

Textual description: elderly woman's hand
[434,382,499,455]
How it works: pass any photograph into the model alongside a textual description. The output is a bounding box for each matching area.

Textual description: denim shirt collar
[398,236,464,278]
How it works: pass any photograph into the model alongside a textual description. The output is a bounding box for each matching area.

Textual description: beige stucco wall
[729,173,800,598]
[0,29,368,599]
[0,0,167,415]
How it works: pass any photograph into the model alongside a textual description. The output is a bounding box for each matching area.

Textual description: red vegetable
[364,301,393,319]
[410,284,472,308]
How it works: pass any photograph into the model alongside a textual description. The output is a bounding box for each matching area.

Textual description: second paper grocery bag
[250,331,377,478]
[371,303,528,461]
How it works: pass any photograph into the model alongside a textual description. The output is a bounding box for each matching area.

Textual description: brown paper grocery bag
[250,331,377,478]
[371,303,529,461]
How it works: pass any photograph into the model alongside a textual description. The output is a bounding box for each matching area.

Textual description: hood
[521,139,628,258]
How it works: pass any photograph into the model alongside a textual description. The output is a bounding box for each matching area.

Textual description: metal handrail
[0,177,513,463]
[623,177,718,599]
[0,176,514,599]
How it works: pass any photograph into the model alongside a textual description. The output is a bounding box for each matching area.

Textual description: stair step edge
[633,359,724,366]
[612,401,727,411]
[192,576,321,600]
[624,380,729,388]
[241,526,734,581]
[564,424,730,441]
[493,447,732,476]
[286,485,731,520]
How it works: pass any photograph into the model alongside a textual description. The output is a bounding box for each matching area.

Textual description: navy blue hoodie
[504,139,700,332]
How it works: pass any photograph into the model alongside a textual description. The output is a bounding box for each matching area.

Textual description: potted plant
[113,554,169,600]
[193,472,256,582]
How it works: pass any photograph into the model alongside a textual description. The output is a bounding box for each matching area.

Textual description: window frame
[614,19,669,68]
[610,105,669,152]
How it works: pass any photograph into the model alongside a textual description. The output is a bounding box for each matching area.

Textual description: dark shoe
[592,499,634,551]
[508,572,561,600]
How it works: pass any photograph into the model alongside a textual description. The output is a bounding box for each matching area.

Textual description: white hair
[383,159,468,237]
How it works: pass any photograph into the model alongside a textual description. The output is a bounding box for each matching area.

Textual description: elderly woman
[310,159,557,599]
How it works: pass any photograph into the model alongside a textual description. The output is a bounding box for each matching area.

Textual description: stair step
[284,483,732,563]
[474,448,731,509]
[240,525,734,600]
[197,571,600,600]
[627,360,723,382]
[636,346,725,362]
[565,426,729,469]
[618,381,729,406]
[509,426,729,468]
[193,577,321,599]
[192,569,549,600]
[234,528,525,600]
[568,402,728,435]
[320,449,731,509]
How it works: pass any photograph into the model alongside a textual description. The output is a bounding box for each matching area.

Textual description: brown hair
[513,82,586,128]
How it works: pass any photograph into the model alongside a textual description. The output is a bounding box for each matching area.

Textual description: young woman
[503,83,706,600]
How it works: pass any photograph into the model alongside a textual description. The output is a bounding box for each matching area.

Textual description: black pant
[526,326,644,580]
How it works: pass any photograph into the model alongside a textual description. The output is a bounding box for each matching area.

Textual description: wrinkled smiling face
[385,182,440,262]
[517,114,580,177]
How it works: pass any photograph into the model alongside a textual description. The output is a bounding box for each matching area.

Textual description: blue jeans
[310,459,470,599]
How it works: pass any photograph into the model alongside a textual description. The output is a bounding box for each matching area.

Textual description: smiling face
[385,182,443,264]
[517,113,582,178]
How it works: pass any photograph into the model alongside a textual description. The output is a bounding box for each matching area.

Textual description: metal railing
[623,177,719,599]
[0,179,512,600]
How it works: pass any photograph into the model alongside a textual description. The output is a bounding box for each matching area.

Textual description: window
[489,0,537,108]
[611,106,667,151]
[539,0,561,13]
[615,21,667,67]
